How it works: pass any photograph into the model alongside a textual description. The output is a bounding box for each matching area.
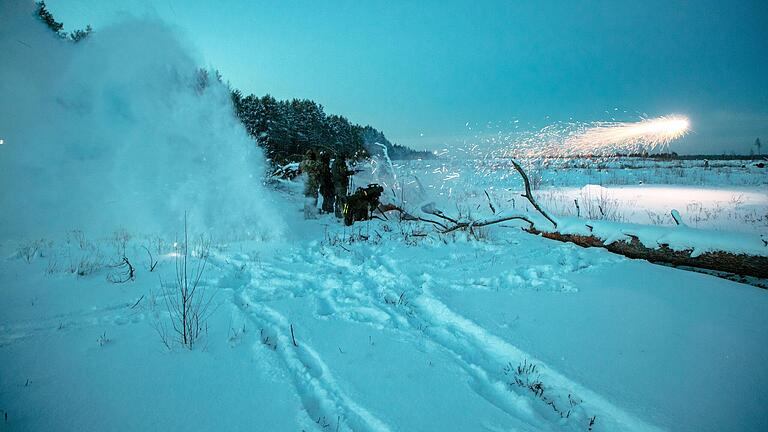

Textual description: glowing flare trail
[566,115,690,155]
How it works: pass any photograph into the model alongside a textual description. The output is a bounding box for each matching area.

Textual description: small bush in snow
[158,216,214,350]
[96,331,110,347]
[66,248,105,277]
[504,359,593,424]
[16,239,46,263]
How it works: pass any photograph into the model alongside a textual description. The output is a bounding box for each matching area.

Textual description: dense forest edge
[230,91,434,165]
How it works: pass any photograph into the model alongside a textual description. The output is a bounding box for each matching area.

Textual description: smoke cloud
[0,2,284,239]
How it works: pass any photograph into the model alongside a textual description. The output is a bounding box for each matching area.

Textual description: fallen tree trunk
[384,201,768,279]
[527,229,768,279]
[380,158,768,281]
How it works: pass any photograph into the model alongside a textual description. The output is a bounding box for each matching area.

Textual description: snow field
[3,212,766,431]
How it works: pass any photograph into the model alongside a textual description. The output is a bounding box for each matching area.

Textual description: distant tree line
[361,126,435,160]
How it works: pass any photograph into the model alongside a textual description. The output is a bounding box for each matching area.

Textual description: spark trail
[490,114,691,160]
[565,115,690,155]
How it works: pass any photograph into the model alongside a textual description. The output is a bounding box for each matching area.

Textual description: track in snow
[212,240,660,432]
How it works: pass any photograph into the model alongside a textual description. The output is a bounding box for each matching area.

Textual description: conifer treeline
[231,91,434,165]
[36,1,92,42]
[231,91,368,165]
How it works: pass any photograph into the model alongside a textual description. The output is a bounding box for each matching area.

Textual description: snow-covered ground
[361,158,768,234]
[538,184,768,233]
[2,3,767,430]
[2,174,767,431]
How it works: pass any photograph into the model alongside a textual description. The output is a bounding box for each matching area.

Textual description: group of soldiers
[299,150,384,225]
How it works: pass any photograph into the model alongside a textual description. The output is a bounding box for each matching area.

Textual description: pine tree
[36,2,93,42]
[230,91,424,164]
[36,1,64,36]
[70,25,92,42]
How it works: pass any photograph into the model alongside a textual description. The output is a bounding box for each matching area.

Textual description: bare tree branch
[441,214,533,234]
[378,204,448,230]
[510,159,557,228]
[484,190,496,214]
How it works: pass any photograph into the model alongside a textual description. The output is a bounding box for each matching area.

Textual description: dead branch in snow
[290,324,298,347]
[421,204,459,225]
[378,203,448,230]
[107,257,135,283]
[510,159,557,228]
[431,159,553,234]
[441,214,534,234]
[484,190,496,214]
[142,245,158,272]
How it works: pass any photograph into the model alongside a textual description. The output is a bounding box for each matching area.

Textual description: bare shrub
[160,215,214,349]
[577,188,624,222]
[60,230,106,276]
[17,239,45,263]
[645,210,667,225]
[67,248,104,276]
[68,229,88,249]
[46,257,59,274]
[111,229,132,257]
[528,167,543,190]
[504,359,593,423]
[96,331,111,347]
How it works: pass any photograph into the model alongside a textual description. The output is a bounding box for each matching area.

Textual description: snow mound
[0,2,284,239]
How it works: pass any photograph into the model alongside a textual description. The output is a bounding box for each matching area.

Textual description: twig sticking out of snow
[290,324,298,347]
[484,190,496,214]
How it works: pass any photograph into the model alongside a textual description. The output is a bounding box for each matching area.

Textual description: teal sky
[48,0,768,154]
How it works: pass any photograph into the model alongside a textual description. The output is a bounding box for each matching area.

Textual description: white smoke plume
[0,2,284,239]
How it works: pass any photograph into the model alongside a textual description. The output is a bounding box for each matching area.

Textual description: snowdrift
[0,2,284,239]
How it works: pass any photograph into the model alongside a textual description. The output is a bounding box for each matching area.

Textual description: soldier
[341,184,384,226]
[331,153,354,218]
[318,152,335,214]
[299,150,320,218]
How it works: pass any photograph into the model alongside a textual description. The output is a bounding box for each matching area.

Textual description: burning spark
[566,115,690,155]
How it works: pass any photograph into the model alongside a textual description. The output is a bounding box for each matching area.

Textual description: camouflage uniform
[318,152,335,214]
[299,151,321,218]
[341,184,384,226]
[332,155,353,218]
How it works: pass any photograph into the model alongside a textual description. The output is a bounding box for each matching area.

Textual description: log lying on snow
[380,159,768,280]
[528,228,768,279]
[381,201,768,279]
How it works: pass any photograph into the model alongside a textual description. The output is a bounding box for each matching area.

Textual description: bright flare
[566,115,690,154]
